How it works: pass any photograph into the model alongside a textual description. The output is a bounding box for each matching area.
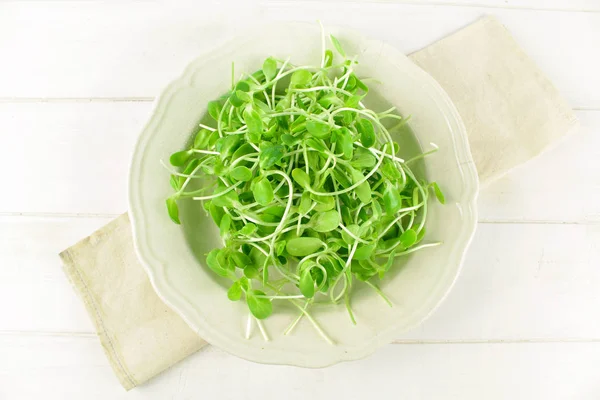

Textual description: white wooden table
[1,1,599,399]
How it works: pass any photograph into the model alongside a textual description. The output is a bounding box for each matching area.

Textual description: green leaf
[381,160,402,181]
[259,144,285,169]
[323,49,333,67]
[206,249,230,278]
[383,184,402,214]
[352,259,377,281]
[431,182,446,204]
[207,202,224,226]
[290,69,312,87]
[306,120,331,139]
[262,57,277,80]
[235,81,250,92]
[330,34,346,57]
[239,223,257,236]
[318,93,343,108]
[298,192,312,214]
[311,210,341,232]
[194,129,211,149]
[243,264,259,279]
[231,143,255,161]
[246,290,272,319]
[215,134,242,160]
[291,168,311,188]
[334,128,353,159]
[332,168,352,188]
[341,224,360,244]
[243,107,263,141]
[227,281,242,301]
[286,237,324,257]
[305,138,327,152]
[169,150,191,167]
[275,241,287,256]
[312,195,335,212]
[229,92,244,107]
[383,250,397,273]
[211,185,239,208]
[353,243,376,260]
[351,147,376,169]
[400,229,417,248]
[249,246,267,269]
[207,101,222,121]
[299,269,315,298]
[345,94,363,108]
[229,166,253,182]
[235,90,252,103]
[219,213,232,236]
[166,197,180,224]
[357,118,376,148]
[169,175,180,191]
[281,133,298,146]
[208,130,220,147]
[230,251,254,269]
[349,168,371,204]
[413,187,420,206]
[251,176,274,206]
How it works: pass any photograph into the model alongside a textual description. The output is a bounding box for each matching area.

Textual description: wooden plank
[0,2,598,108]
[1,334,599,399]
[401,222,600,341]
[2,216,600,341]
[0,102,147,215]
[0,102,598,221]
[0,216,111,333]
[324,0,600,12]
[45,0,600,12]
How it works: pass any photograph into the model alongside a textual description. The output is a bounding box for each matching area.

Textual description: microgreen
[164,28,445,343]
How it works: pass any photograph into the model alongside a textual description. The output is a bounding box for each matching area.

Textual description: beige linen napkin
[60,16,578,390]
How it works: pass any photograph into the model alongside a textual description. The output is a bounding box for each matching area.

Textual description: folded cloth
[59,16,578,390]
[60,214,207,390]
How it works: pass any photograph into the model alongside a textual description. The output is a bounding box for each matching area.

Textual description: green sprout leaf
[290,69,312,87]
[169,150,191,167]
[251,176,274,206]
[306,120,331,139]
[311,210,341,232]
[229,166,253,182]
[259,144,285,169]
[357,118,376,148]
[246,290,273,319]
[291,168,311,188]
[227,281,242,301]
[286,237,324,257]
[207,101,222,121]
[383,184,402,214]
[330,34,346,57]
[431,182,446,204]
[299,269,315,298]
[206,249,230,278]
[400,229,417,248]
[166,197,180,224]
[262,57,277,81]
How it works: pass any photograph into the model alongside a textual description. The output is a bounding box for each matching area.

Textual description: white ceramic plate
[129,23,478,367]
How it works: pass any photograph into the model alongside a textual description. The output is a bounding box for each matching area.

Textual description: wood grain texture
[1,1,599,397]
[2,216,599,341]
[1,334,599,399]
[1,2,598,108]
[269,0,600,12]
